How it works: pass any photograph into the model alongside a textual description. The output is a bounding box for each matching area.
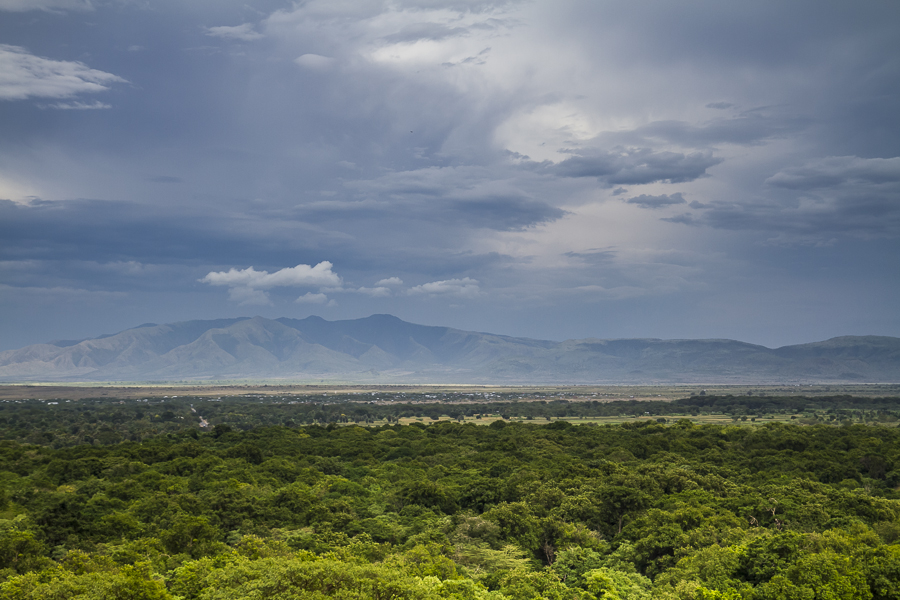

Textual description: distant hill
[1,315,898,383]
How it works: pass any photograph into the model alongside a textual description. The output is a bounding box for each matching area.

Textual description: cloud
[322,284,393,297]
[660,213,700,226]
[5,0,900,349]
[294,54,336,70]
[381,22,471,44]
[337,166,567,231]
[200,261,341,289]
[564,248,616,264]
[448,195,566,230]
[765,156,900,191]
[355,286,391,297]
[205,23,264,42]
[295,292,329,304]
[0,175,39,205]
[626,192,687,209]
[375,277,403,286]
[40,100,111,110]
[441,47,491,68]
[617,114,806,148]
[0,44,125,101]
[513,111,807,170]
[550,148,721,185]
[227,286,271,306]
[678,156,900,241]
[408,277,480,298]
[0,0,92,12]
[0,283,126,302]
[0,199,333,265]
[0,256,176,294]
[200,262,343,305]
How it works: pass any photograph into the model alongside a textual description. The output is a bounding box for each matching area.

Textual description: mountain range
[1,314,898,383]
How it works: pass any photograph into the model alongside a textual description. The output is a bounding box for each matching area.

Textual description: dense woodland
[0,394,897,598]
[1,393,899,448]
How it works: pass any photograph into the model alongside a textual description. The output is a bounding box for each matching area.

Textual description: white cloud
[205,23,264,42]
[295,292,329,304]
[41,100,111,110]
[201,262,342,304]
[0,44,125,101]
[408,277,480,299]
[0,0,92,12]
[356,286,391,297]
[200,261,342,289]
[375,277,403,286]
[266,2,511,87]
[227,287,271,306]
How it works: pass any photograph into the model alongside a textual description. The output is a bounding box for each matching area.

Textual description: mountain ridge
[1,315,898,383]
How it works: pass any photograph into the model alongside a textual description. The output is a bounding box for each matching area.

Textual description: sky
[1,0,899,351]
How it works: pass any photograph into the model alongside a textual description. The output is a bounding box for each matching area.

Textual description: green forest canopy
[0,394,897,598]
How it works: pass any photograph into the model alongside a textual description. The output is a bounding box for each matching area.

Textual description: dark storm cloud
[320,165,568,231]
[549,148,721,185]
[0,197,518,289]
[626,193,686,209]
[0,199,330,266]
[297,194,564,232]
[580,111,810,152]
[765,156,900,191]
[0,256,184,293]
[660,213,699,226]
[701,199,900,241]
[1,0,900,349]
[671,156,900,241]
[627,114,807,148]
[447,196,566,230]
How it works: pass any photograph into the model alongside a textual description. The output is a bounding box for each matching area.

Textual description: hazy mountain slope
[136,318,363,379]
[481,338,790,382]
[0,315,897,383]
[0,318,250,379]
[276,314,555,366]
[771,336,900,380]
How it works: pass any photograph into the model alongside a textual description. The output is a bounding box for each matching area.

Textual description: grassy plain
[2,382,898,401]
